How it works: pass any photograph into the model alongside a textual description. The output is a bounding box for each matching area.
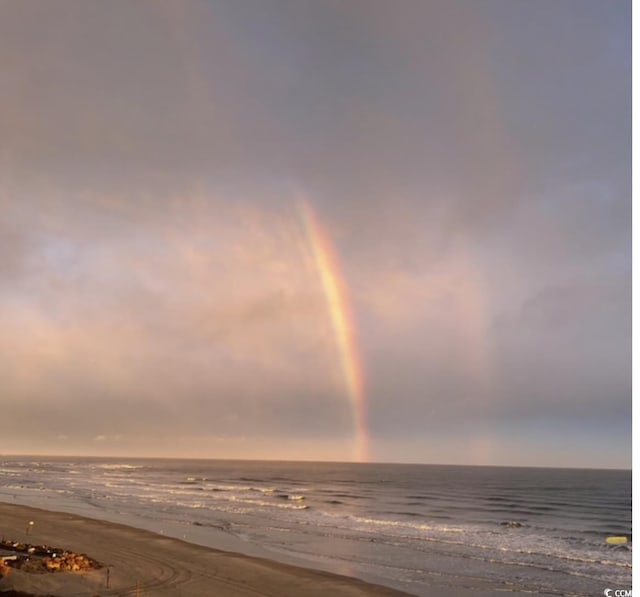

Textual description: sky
[0,0,630,468]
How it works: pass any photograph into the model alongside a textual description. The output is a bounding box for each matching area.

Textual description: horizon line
[0,452,630,472]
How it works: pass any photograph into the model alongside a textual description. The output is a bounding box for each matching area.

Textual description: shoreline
[0,502,413,596]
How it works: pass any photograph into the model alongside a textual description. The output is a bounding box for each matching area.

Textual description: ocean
[0,457,631,596]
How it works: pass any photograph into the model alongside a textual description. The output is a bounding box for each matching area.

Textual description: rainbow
[299,200,369,462]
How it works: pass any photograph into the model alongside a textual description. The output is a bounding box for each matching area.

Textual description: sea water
[0,457,631,596]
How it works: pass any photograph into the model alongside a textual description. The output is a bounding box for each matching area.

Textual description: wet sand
[0,502,412,596]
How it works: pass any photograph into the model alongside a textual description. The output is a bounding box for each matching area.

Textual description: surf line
[299,199,369,462]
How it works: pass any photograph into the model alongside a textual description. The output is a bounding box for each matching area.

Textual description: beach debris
[500,521,523,528]
[605,536,628,545]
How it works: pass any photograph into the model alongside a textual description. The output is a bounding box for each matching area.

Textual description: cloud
[0,0,629,466]
[0,182,629,465]
[0,194,355,448]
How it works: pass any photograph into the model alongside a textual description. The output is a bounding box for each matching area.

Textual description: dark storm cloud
[0,0,630,466]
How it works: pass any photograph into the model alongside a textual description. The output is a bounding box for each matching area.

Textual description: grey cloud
[0,0,629,465]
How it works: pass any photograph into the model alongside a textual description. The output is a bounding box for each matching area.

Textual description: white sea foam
[95,464,144,470]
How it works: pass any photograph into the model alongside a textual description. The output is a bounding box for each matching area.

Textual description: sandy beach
[0,502,411,597]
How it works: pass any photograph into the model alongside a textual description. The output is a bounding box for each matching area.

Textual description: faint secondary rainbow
[299,200,369,462]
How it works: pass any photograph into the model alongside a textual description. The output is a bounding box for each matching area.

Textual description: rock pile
[42,551,98,572]
[0,539,101,574]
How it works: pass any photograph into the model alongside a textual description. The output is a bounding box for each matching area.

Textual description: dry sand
[0,502,413,596]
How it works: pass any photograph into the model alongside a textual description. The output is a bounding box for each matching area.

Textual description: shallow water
[0,457,631,596]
